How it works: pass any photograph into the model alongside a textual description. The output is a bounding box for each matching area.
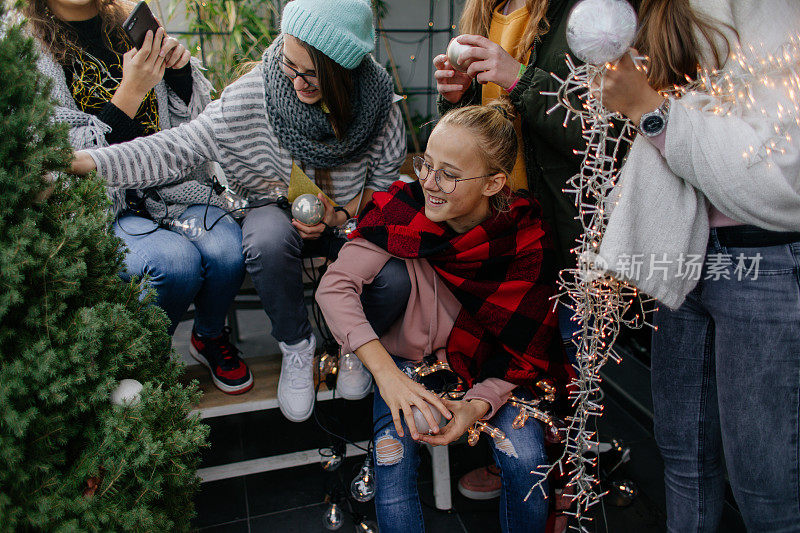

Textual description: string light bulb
[350,455,376,503]
[164,216,204,241]
[322,502,344,531]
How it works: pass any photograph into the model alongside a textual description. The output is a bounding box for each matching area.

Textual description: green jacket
[439,0,585,272]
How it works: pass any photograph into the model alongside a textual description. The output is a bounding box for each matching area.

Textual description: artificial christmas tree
[0,9,208,531]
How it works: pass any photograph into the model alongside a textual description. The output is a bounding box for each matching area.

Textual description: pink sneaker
[457,464,501,500]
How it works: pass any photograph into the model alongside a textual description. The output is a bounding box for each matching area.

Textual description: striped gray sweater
[86,64,407,206]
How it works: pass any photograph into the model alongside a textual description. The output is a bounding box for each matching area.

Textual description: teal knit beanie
[281,0,375,70]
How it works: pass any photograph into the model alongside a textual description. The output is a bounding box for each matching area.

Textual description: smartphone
[123,1,161,49]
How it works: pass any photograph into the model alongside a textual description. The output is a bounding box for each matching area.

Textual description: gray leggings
[242,204,411,344]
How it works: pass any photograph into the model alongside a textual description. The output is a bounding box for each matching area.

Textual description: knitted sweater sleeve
[367,104,407,191]
[85,102,223,189]
[663,98,800,232]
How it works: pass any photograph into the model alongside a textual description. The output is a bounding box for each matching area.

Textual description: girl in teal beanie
[71,0,409,423]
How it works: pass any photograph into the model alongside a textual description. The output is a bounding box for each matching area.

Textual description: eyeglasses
[412,156,493,194]
[279,54,318,88]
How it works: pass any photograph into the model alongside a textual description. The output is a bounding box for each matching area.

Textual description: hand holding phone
[111,28,167,117]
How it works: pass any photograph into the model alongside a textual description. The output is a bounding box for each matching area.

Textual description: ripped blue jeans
[372,357,550,533]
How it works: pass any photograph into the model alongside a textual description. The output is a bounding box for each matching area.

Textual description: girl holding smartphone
[69,0,410,422]
[24,0,252,394]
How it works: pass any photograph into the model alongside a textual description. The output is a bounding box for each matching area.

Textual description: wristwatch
[639,98,671,137]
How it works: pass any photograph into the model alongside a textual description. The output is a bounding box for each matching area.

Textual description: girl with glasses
[69,0,410,422]
[23,0,252,394]
[317,104,574,533]
[434,0,589,499]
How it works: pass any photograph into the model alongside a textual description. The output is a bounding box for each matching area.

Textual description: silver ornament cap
[292,193,325,226]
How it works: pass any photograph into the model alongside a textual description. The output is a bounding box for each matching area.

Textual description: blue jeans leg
[242,204,312,344]
[114,214,203,335]
[652,286,724,533]
[557,302,580,365]
[489,392,550,533]
[372,361,549,533]
[652,237,800,532]
[373,359,424,533]
[177,205,245,337]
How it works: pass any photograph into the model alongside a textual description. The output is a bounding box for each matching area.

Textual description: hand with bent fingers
[455,34,523,90]
[598,48,664,125]
[291,194,345,240]
[159,33,191,70]
[374,366,453,441]
[433,54,473,104]
[419,397,490,446]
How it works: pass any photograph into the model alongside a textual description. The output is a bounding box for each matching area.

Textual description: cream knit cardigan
[598,0,800,309]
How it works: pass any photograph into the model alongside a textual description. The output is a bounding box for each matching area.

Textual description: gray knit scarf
[263,36,394,169]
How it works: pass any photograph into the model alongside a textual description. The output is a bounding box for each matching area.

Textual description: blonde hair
[459,0,549,61]
[437,102,517,211]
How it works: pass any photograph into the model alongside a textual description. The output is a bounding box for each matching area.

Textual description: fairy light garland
[526,53,653,531]
[528,28,800,532]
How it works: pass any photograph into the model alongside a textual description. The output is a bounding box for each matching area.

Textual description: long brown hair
[22,1,132,63]
[459,0,549,61]
[296,39,354,141]
[634,0,734,90]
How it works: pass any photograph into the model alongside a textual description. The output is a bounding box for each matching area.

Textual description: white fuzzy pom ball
[566,0,638,65]
[110,379,143,406]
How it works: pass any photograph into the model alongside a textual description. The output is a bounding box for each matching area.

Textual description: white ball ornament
[411,402,448,434]
[446,37,475,73]
[566,0,638,65]
[291,193,325,226]
[110,379,143,407]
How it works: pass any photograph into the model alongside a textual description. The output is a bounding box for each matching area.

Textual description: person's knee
[141,242,203,296]
[375,433,405,466]
[242,207,299,263]
[372,258,411,301]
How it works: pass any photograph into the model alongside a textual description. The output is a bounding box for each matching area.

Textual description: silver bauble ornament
[411,402,447,434]
[446,37,474,73]
[292,193,325,225]
[566,0,637,65]
[110,379,143,406]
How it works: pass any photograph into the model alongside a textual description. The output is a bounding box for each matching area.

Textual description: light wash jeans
[114,204,245,336]
[651,231,800,532]
[372,357,550,533]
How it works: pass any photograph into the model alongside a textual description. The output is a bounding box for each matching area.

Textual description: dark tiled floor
[192,391,685,532]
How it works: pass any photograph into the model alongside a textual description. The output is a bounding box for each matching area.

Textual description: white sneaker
[277,336,316,422]
[336,353,373,400]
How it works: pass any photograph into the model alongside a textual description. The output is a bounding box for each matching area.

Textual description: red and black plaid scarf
[350,180,575,396]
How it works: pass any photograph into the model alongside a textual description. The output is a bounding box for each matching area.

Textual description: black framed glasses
[412,156,493,194]
[279,54,318,88]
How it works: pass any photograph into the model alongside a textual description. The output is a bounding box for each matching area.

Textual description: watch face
[641,114,665,135]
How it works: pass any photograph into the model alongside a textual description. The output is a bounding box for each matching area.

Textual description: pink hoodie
[316,238,516,418]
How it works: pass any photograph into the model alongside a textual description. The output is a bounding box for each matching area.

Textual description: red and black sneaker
[190,327,254,395]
